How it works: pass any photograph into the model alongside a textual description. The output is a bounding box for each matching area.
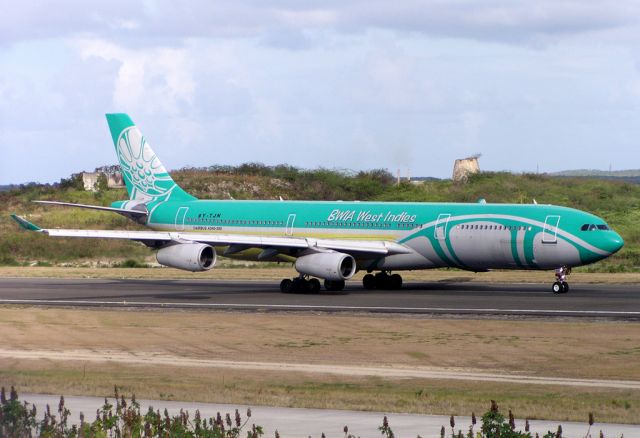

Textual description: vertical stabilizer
[105,113,196,203]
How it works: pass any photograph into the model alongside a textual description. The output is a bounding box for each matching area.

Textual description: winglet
[10,214,42,232]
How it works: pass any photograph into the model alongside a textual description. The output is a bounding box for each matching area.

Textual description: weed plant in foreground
[0,387,614,438]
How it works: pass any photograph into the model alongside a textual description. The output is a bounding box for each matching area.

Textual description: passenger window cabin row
[304,221,392,228]
[185,217,426,229]
[302,222,422,229]
[184,218,553,233]
[456,224,531,231]
[186,218,285,226]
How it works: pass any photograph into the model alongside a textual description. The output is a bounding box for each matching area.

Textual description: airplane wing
[32,201,148,221]
[10,215,412,257]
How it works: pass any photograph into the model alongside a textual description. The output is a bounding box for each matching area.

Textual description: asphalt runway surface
[0,277,639,319]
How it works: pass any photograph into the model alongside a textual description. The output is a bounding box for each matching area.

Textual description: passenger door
[434,213,451,241]
[285,213,296,236]
[542,215,560,244]
[175,207,188,231]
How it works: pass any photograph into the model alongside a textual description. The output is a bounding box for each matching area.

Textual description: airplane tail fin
[105,113,196,203]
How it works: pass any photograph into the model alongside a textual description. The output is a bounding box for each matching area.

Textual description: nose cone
[606,232,624,255]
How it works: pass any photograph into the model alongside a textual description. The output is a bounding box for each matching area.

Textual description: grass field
[1,307,639,423]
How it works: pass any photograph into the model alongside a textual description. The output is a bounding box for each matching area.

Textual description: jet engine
[294,252,356,281]
[156,243,216,272]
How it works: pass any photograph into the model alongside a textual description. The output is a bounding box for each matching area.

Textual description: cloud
[347,0,639,42]
[276,8,338,28]
[0,1,142,45]
[75,39,195,114]
[2,1,640,48]
[3,1,640,184]
[460,111,486,151]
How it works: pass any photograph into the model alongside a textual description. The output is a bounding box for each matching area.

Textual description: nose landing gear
[552,266,571,294]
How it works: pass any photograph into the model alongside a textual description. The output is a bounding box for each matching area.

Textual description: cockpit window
[581,223,611,231]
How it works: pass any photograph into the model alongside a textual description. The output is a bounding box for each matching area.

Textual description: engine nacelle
[156,243,216,272]
[295,252,356,281]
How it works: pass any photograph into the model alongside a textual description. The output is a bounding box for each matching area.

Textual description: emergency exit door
[434,213,451,241]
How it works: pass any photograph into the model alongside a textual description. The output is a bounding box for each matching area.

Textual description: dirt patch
[1,348,638,390]
[2,307,639,423]
[3,359,640,424]
[1,307,639,380]
[2,266,640,283]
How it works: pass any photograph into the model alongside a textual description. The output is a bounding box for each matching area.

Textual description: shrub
[2,388,607,438]
[114,259,148,268]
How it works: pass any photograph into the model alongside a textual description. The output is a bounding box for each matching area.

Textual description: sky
[1,1,640,184]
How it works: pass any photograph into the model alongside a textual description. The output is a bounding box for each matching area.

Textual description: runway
[1,277,639,319]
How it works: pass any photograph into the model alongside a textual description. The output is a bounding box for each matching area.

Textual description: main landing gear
[324,279,346,292]
[362,271,403,290]
[552,266,571,294]
[279,275,345,293]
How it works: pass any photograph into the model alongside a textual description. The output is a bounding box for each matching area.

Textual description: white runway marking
[2,348,640,390]
[1,298,639,316]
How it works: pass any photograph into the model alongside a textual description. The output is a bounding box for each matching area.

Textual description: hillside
[552,169,640,177]
[1,167,638,271]
[550,169,640,185]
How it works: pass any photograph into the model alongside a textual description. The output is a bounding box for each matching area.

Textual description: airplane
[11,114,624,294]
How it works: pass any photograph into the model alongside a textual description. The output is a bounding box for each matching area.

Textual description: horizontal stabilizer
[10,215,42,232]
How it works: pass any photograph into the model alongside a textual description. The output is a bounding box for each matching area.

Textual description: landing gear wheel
[374,272,389,289]
[389,274,403,290]
[374,272,403,290]
[280,276,324,293]
[309,278,321,293]
[280,279,293,293]
[291,277,307,293]
[363,274,376,290]
[552,266,571,294]
[324,279,345,291]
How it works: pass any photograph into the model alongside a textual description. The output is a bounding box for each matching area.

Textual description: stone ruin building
[452,154,481,183]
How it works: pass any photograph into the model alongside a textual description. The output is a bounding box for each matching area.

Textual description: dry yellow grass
[2,307,640,380]
[3,360,639,424]
[1,307,639,423]
[2,266,640,283]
